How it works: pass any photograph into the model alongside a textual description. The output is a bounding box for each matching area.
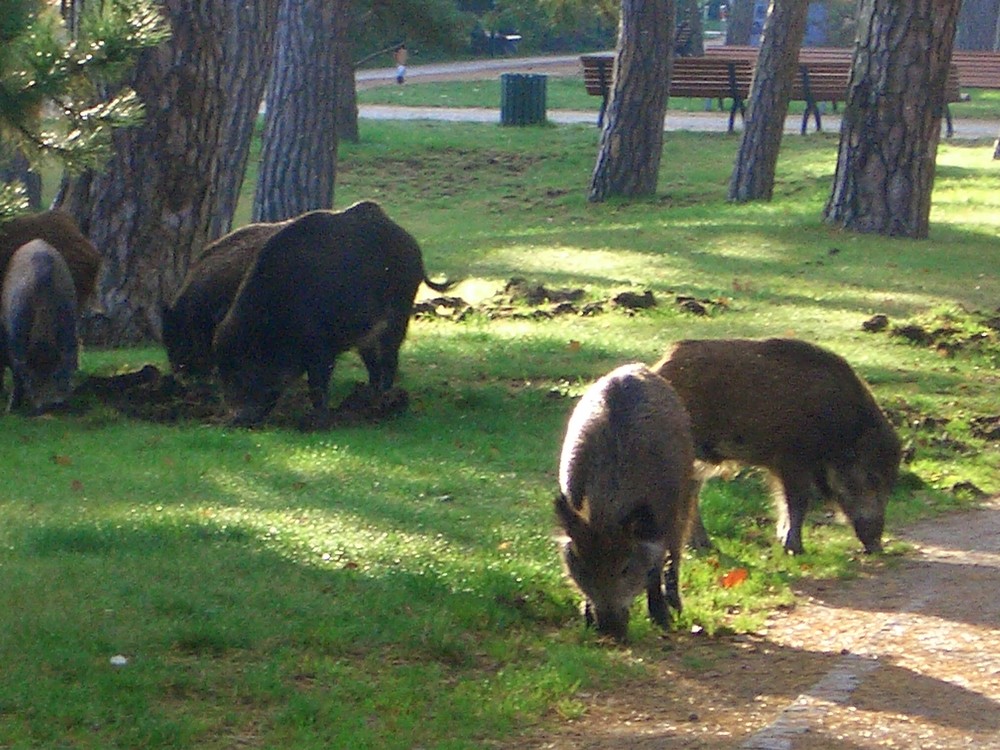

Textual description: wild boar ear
[623,504,659,541]
[554,493,588,540]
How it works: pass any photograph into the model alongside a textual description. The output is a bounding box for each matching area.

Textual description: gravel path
[518,498,1000,749]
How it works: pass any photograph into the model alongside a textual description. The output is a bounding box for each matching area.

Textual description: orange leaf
[568,340,581,353]
[719,568,749,589]
[52,454,72,466]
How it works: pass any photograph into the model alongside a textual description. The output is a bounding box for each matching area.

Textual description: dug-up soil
[72,279,708,428]
[516,497,1000,750]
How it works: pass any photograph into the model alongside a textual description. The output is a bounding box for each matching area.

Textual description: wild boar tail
[423,275,458,293]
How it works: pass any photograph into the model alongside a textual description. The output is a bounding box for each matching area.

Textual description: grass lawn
[3,119,999,748]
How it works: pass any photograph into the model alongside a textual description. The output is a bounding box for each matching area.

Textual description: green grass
[5,120,1000,748]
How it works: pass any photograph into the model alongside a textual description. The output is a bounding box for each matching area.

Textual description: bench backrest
[709,44,990,92]
[950,51,1000,89]
[580,54,614,97]
[670,57,753,99]
[580,54,753,100]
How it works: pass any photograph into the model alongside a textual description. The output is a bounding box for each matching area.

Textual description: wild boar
[212,200,454,426]
[1,239,79,413]
[653,338,901,555]
[556,363,697,642]
[162,220,289,377]
[0,210,100,309]
[0,210,99,383]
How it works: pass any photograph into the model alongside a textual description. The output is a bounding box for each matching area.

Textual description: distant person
[394,44,408,84]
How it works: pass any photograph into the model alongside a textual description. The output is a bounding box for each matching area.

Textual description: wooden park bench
[580,53,753,131]
[950,50,1000,89]
[707,46,964,136]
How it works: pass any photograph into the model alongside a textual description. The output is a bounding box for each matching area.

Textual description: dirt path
[518,498,1000,749]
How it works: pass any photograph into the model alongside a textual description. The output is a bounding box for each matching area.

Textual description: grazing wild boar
[162,220,289,377]
[1,240,79,413]
[653,338,901,555]
[0,210,100,383]
[0,210,101,309]
[556,363,697,642]
[212,200,454,426]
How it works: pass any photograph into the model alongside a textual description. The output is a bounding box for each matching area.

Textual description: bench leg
[945,104,954,138]
[598,95,608,128]
[728,99,746,134]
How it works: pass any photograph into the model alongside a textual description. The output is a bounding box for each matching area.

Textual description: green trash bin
[500,73,547,126]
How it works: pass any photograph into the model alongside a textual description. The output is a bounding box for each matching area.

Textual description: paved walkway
[359,103,1000,140]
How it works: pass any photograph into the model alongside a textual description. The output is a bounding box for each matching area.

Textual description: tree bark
[728,0,809,202]
[252,0,345,222]
[677,0,704,56]
[57,0,281,344]
[994,129,1000,159]
[955,0,1000,50]
[588,0,674,202]
[336,13,359,143]
[823,0,961,239]
[726,0,754,46]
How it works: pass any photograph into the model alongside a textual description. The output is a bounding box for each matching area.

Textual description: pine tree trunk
[336,18,359,143]
[823,0,961,239]
[726,0,754,46]
[677,0,704,56]
[57,0,281,344]
[955,0,1000,50]
[252,0,344,222]
[728,0,809,202]
[588,0,674,202]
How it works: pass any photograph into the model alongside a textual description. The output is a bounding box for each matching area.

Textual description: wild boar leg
[359,322,406,393]
[778,470,810,555]
[646,565,669,629]
[687,504,712,550]
[664,548,683,613]
[305,356,334,413]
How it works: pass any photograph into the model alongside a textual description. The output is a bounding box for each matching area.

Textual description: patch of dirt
[74,365,409,430]
[513,498,1000,749]
[413,277,728,321]
[862,306,1000,358]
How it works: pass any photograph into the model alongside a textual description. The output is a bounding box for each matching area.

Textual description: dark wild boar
[212,201,454,426]
[1,239,80,413]
[653,338,901,555]
[556,363,696,642]
[0,210,101,309]
[0,210,100,383]
[162,220,289,377]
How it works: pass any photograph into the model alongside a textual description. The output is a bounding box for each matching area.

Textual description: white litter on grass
[110,655,128,667]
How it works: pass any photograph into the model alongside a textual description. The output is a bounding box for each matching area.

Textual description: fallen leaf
[70,479,84,492]
[52,454,72,466]
[719,568,749,588]
[568,340,581,353]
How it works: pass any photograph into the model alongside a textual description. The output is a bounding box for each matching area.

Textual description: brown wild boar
[0,211,100,384]
[0,210,100,309]
[212,201,454,426]
[1,240,79,413]
[653,338,901,555]
[162,220,290,377]
[556,363,697,642]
